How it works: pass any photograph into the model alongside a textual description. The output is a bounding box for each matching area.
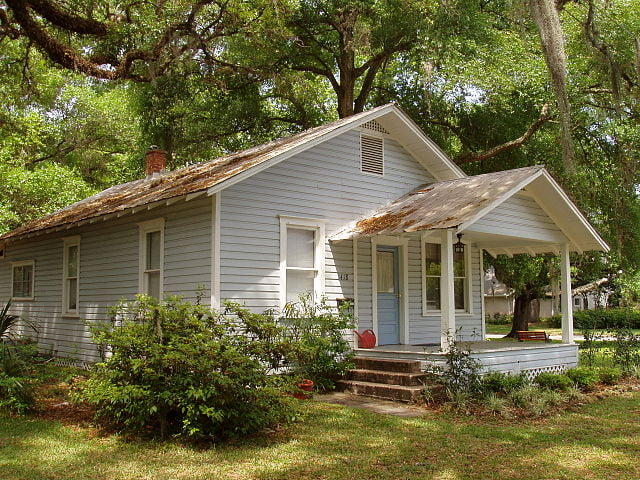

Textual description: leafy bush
[78,296,298,440]
[281,295,354,391]
[486,313,512,325]
[566,367,599,390]
[534,372,573,391]
[433,333,483,395]
[610,328,640,374]
[543,314,562,329]
[574,308,640,329]
[508,385,541,408]
[598,366,622,385]
[0,373,34,413]
[481,371,529,394]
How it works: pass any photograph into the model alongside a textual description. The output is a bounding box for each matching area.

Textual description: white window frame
[62,236,81,316]
[279,215,327,308]
[359,132,385,177]
[421,233,473,316]
[138,218,165,299]
[11,260,35,301]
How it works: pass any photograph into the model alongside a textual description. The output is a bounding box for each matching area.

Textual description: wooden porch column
[440,229,456,351]
[560,243,574,344]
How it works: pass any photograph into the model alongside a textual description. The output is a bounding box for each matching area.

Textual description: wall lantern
[454,233,465,254]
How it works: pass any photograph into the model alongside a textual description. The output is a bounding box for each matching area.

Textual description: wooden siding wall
[0,196,212,361]
[469,193,564,242]
[219,128,482,344]
[220,129,434,313]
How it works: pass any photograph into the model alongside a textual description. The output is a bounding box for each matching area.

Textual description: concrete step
[337,380,424,403]
[355,356,422,373]
[348,369,426,386]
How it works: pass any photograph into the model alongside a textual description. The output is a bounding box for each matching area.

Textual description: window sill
[11,297,34,302]
[62,313,80,319]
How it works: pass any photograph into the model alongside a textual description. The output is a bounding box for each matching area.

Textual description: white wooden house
[0,104,608,377]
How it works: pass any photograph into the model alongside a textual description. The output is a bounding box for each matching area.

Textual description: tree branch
[453,103,552,165]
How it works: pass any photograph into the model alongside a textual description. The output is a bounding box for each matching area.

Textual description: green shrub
[534,372,573,391]
[481,371,529,394]
[486,313,512,325]
[610,328,640,374]
[566,367,599,390]
[78,296,298,440]
[508,385,541,408]
[574,308,640,330]
[281,295,354,391]
[482,392,510,416]
[543,314,562,329]
[434,332,483,395]
[598,366,622,385]
[0,373,34,413]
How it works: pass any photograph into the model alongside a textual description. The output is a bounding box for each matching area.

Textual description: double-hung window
[138,219,164,299]
[63,236,80,315]
[12,260,34,300]
[422,240,470,314]
[280,216,326,305]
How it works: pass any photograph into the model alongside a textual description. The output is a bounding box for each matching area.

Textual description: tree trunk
[506,291,540,338]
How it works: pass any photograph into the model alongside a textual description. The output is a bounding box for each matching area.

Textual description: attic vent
[360,134,384,176]
[361,120,389,134]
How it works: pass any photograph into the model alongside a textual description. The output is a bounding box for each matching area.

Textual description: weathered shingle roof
[332,166,545,240]
[1,106,392,241]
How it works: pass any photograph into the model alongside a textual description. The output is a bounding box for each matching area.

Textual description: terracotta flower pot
[298,379,314,391]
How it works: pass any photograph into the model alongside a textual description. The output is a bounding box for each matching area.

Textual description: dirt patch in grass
[33,375,95,428]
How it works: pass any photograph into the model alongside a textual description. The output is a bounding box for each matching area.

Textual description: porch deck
[354,341,579,376]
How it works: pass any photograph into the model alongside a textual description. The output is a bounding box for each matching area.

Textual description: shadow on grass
[1,393,639,480]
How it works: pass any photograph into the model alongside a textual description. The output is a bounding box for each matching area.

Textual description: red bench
[516,331,551,342]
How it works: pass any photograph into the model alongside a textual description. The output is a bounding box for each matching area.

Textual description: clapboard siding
[469,194,566,242]
[408,243,483,344]
[0,196,212,361]
[220,130,435,312]
[219,128,481,345]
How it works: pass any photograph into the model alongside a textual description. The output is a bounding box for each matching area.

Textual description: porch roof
[331,166,609,254]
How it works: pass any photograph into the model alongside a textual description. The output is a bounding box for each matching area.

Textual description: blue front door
[377,246,400,345]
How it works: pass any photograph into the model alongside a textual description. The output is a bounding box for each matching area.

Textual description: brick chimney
[145,146,166,176]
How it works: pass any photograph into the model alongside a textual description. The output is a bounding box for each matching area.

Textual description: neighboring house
[0,104,609,376]
[484,270,609,317]
[483,267,514,316]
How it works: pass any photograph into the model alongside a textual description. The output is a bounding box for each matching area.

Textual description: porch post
[560,243,574,344]
[440,229,456,351]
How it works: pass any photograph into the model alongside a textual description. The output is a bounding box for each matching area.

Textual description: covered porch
[331,167,609,375]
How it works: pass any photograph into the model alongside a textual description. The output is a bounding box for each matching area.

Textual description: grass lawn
[2,392,640,480]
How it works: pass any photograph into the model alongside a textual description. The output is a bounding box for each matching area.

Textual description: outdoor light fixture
[454,233,465,254]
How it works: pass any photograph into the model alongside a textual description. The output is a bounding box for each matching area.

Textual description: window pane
[453,250,466,277]
[377,251,395,293]
[146,271,160,299]
[454,277,466,310]
[286,269,314,303]
[425,243,441,276]
[67,245,78,277]
[425,276,441,310]
[13,265,32,298]
[287,228,315,268]
[67,278,77,310]
[146,231,161,270]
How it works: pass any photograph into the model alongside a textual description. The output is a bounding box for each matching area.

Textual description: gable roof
[331,166,609,253]
[0,104,463,242]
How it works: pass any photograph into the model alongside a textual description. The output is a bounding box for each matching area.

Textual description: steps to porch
[337,357,426,403]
